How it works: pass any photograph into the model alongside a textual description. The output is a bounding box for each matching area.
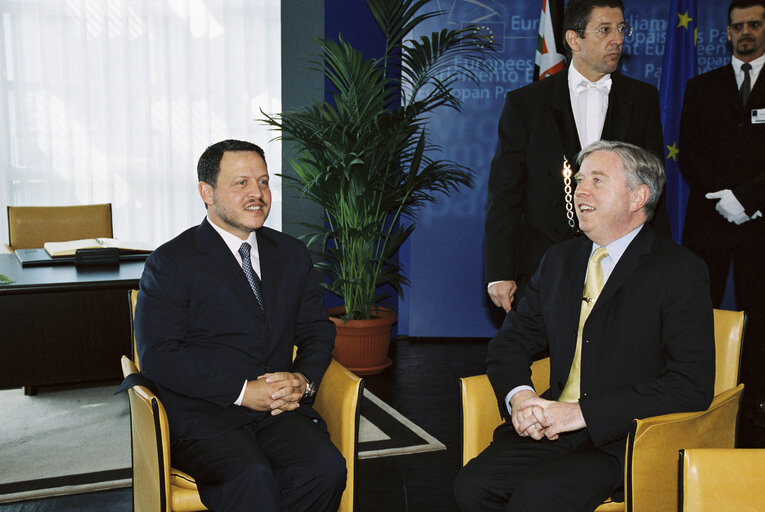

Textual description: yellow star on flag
[666,142,679,161]
[677,11,693,30]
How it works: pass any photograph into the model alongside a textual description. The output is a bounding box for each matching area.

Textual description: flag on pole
[659,0,697,242]
[534,0,566,81]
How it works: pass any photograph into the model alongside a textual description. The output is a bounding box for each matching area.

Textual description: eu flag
[659,0,697,242]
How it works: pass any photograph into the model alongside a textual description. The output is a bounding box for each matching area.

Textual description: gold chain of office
[563,157,576,230]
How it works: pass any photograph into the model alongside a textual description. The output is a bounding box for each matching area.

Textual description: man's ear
[565,30,581,53]
[631,184,650,213]
[726,26,732,42]
[199,181,214,207]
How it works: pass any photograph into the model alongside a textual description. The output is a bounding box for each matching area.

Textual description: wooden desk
[0,254,144,393]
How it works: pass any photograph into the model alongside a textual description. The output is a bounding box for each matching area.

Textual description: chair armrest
[627,383,744,512]
[313,358,363,512]
[460,374,504,466]
[121,355,175,511]
[170,469,206,512]
[460,359,551,467]
[170,487,207,512]
[314,358,363,456]
[170,469,199,490]
[679,448,764,511]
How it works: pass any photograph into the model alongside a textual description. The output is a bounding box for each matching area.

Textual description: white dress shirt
[207,216,261,276]
[732,52,765,90]
[568,64,612,149]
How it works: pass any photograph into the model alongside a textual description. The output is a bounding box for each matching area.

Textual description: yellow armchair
[121,355,363,512]
[460,309,746,512]
[126,290,363,512]
[679,448,764,511]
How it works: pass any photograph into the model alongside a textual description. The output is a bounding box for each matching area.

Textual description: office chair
[6,204,112,250]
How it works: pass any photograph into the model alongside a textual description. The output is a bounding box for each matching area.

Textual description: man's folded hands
[511,390,587,441]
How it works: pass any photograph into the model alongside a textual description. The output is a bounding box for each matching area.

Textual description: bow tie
[576,78,612,95]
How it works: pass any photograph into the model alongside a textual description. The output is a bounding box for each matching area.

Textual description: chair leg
[24,385,38,396]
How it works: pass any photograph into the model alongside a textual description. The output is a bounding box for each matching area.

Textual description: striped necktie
[238,242,264,312]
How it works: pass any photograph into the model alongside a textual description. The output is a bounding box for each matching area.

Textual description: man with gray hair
[455,141,715,511]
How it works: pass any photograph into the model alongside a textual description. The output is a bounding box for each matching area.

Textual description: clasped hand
[241,372,306,416]
[510,390,586,441]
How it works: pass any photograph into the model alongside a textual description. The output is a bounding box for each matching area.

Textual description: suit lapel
[592,226,654,314]
[745,64,765,109]
[560,239,593,363]
[194,219,264,317]
[564,239,591,313]
[721,65,747,113]
[602,73,633,142]
[256,229,281,322]
[548,71,581,163]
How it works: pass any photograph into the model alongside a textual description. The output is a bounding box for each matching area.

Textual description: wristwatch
[297,372,316,401]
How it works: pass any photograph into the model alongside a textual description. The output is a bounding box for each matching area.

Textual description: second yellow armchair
[460,309,746,512]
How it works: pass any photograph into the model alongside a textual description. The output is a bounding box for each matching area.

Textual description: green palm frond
[367,0,439,57]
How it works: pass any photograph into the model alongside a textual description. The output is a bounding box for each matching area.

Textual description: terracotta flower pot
[328,306,397,375]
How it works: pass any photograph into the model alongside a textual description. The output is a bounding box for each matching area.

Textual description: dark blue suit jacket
[135,218,335,440]
[487,226,715,464]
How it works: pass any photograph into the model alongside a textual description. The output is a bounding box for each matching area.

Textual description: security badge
[753,108,765,124]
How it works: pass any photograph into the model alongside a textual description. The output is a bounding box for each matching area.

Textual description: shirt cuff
[234,380,247,406]
[504,385,535,415]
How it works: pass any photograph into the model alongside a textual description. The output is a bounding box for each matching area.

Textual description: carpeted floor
[0,385,131,503]
[0,380,443,504]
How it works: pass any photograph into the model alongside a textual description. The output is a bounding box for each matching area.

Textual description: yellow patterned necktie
[560,247,609,403]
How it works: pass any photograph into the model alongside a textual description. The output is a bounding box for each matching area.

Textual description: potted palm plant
[262,0,493,374]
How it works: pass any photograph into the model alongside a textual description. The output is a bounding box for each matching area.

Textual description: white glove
[706,190,751,225]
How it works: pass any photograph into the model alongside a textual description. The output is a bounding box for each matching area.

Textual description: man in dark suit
[455,141,714,511]
[680,0,765,442]
[485,0,668,313]
[135,139,345,512]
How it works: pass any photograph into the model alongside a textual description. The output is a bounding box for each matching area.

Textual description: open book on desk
[44,238,154,257]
